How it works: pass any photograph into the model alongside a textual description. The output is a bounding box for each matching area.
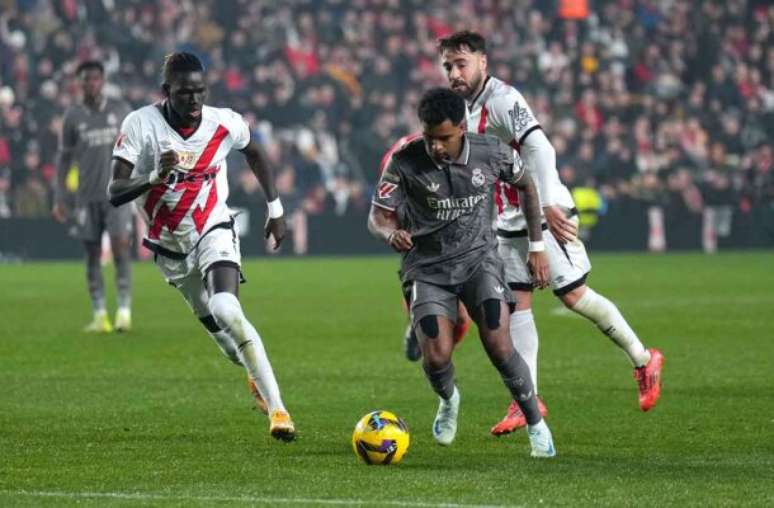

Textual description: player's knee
[208,292,243,330]
[422,350,451,371]
[482,299,502,330]
[560,286,586,309]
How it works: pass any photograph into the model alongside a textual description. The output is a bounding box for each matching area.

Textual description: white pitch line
[2,490,521,508]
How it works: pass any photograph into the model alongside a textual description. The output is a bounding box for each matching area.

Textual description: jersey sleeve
[488,89,541,146]
[495,140,527,185]
[222,108,251,150]
[112,111,143,166]
[372,158,404,212]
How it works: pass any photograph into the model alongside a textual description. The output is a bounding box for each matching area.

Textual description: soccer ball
[351,410,410,465]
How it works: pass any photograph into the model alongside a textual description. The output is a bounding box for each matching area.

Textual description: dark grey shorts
[408,267,514,327]
[75,201,134,242]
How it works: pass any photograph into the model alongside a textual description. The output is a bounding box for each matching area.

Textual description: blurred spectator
[0,0,770,245]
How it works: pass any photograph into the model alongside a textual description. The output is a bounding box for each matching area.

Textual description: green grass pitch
[1,252,773,507]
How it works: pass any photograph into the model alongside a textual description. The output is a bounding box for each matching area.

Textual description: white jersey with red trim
[466,76,574,231]
[113,104,250,253]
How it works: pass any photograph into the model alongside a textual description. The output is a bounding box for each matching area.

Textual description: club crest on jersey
[378,182,398,199]
[176,150,198,171]
[426,181,440,193]
[471,168,485,187]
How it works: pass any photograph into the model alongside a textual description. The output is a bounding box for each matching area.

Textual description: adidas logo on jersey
[426,181,440,192]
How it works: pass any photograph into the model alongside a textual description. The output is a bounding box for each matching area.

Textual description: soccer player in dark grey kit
[53,61,134,333]
[368,88,556,457]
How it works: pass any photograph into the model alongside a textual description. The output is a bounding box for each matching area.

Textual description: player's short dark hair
[162,52,204,84]
[417,87,466,127]
[437,30,487,55]
[76,60,104,77]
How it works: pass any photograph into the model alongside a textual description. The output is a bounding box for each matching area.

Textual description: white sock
[571,288,651,367]
[208,292,286,414]
[208,329,243,366]
[510,309,539,393]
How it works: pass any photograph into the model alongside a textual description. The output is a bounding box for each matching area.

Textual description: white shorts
[497,223,591,295]
[153,225,242,314]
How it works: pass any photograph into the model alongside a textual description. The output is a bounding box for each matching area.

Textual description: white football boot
[432,386,460,446]
[114,308,132,333]
[527,418,556,458]
[84,309,112,333]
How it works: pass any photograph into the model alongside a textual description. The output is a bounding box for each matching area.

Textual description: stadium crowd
[0,0,772,238]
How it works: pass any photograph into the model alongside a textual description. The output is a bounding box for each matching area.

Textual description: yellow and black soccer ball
[351,410,410,465]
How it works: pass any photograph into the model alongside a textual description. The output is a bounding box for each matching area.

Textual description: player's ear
[480,53,488,72]
[161,83,170,97]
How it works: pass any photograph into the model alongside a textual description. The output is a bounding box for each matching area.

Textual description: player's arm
[520,129,577,243]
[490,92,576,243]
[368,157,411,252]
[107,152,176,207]
[240,139,286,249]
[368,205,412,252]
[502,150,550,289]
[52,111,76,222]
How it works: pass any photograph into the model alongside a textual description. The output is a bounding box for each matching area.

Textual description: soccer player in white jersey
[108,52,295,441]
[438,31,664,435]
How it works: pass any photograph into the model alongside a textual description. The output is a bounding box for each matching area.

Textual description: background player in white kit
[108,52,295,441]
[438,31,665,434]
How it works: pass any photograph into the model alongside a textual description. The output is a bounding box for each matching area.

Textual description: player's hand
[159,150,179,179]
[265,216,287,250]
[388,229,413,252]
[51,202,68,223]
[528,251,550,289]
[543,205,577,244]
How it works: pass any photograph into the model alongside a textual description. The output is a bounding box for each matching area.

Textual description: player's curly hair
[162,52,204,84]
[437,30,487,55]
[76,60,104,77]
[417,87,466,127]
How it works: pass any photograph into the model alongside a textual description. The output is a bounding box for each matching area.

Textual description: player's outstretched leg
[83,241,112,333]
[477,299,555,457]
[491,292,548,436]
[562,285,664,411]
[208,292,295,441]
[417,314,459,446]
[198,315,268,414]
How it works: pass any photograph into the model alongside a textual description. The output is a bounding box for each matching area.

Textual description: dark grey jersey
[58,98,131,204]
[373,133,526,286]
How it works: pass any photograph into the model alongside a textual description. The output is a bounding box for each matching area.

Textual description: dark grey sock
[422,362,456,400]
[86,255,105,311]
[494,350,541,425]
[114,252,132,309]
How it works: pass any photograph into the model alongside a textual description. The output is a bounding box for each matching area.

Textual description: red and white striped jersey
[113,104,250,253]
[466,76,574,231]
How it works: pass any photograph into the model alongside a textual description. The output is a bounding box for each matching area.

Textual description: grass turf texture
[1,252,773,507]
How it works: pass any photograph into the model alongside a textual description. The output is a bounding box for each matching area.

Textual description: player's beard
[452,69,484,100]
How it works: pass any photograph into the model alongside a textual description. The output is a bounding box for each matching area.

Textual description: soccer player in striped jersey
[438,31,664,435]
[108,52,295,441]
